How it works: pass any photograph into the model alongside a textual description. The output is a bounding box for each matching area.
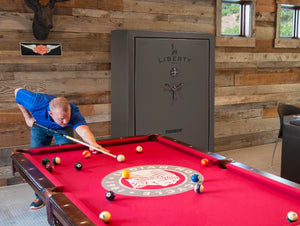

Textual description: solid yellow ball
[122,170,130,179]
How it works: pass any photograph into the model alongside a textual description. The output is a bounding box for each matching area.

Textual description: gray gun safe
[111,30,214,153]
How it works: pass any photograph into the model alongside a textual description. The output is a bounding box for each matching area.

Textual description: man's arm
[15,88,36,127]
[75,125,108,153]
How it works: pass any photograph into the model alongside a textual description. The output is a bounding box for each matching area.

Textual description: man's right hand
[25,118,36,127]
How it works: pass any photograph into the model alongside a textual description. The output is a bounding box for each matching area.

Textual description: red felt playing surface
[23,137,300,226]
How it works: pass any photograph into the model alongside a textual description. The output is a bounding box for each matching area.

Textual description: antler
[24,0,41,11]
[24,0,69,40]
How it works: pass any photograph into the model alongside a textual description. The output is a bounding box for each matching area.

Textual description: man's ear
[48,111,53,117]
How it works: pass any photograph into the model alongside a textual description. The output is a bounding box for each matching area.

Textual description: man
[15,88,106,209]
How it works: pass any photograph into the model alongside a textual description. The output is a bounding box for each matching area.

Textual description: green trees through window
[222,2,240,35]
[280,6,294,37]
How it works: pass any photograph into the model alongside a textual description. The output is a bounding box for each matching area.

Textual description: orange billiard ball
[201,158,209,166]
[99,211,111,223]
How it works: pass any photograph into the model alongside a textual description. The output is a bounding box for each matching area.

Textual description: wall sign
[20,42,62,56]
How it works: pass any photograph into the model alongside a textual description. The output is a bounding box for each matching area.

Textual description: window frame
[216,0,256,47]
[275,0,300,48]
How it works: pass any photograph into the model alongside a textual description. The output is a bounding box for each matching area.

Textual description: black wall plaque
[20,42,62,56]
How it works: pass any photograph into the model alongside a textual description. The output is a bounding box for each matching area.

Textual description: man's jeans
[30,125,74,148]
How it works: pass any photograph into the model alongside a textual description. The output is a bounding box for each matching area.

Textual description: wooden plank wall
[215,0,300,151]
[0,0,299,159]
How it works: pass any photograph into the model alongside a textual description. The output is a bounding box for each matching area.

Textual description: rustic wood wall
[0,0,299,163]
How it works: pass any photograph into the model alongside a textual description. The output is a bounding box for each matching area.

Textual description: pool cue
[33,122,117,159]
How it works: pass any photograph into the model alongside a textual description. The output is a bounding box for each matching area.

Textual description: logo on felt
[101,165,203,197]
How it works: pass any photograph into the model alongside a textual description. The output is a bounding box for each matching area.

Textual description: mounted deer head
[24,0,69,40]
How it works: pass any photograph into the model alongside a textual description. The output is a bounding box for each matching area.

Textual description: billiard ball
[201,158,209,166]
[42,158,50,166]
[117,154,125,162]
[287,211,298,222]
[122,170,130,179]
[191,174,200,182]
[105,191,115,201]
[45,162,54,172]
[52,157,61,165]
[82,150,91,158]
[194,183,204,193]
[74,162,83,170]
[136,145,143,153]
[99,211,111,223]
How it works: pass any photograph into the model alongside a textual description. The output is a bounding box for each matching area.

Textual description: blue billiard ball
[191,174,200,182]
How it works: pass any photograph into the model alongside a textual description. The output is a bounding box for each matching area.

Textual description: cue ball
[42,158,50,166]
[74,162,83,170]
[136,145,143,153]
[52,157,61,165]
[105,191,115,201]
[122,170,130,179]
[191,174,200,182]
[99,211,111,223]
[45,162,54,172]
[117,154,125,162]
[287,211,298,222]
[201,158,209,166]
[82,150,91,158]
[194,183,204,193]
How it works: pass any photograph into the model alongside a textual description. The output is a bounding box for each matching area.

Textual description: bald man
[15,88,105,209]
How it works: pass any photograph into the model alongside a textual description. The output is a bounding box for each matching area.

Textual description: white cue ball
[136,145,143,153]
[117,154,125,162]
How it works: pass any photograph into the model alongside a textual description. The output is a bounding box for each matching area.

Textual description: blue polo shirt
[16,89,87,129]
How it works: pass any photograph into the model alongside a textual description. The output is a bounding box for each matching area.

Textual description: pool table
[11,134,300,226]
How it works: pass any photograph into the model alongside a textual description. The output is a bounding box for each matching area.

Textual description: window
[221,1,252,37]
[216,0,256,47]
[279,4,300,38]
[275,2,300,48]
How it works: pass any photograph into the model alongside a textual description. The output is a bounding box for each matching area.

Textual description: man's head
[48,97,71,127]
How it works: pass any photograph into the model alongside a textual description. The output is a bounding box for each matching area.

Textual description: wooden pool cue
[33,122,125,161]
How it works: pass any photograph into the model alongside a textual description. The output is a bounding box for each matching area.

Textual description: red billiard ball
[201,158,209,166]
[45,162,54,172]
